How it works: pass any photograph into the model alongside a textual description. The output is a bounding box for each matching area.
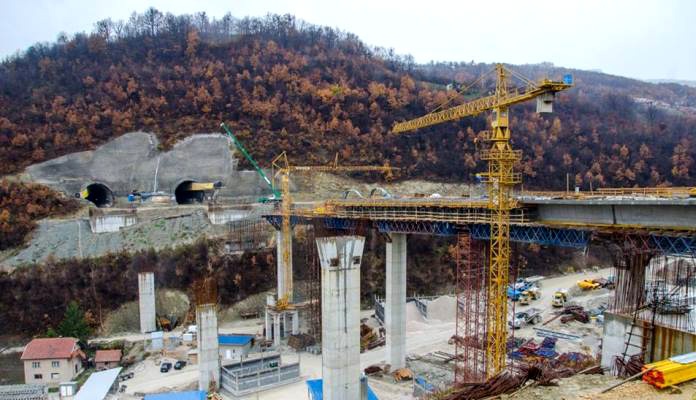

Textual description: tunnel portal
[84,183,114,208]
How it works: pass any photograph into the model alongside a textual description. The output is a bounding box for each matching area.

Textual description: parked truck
[552,290,569,308]
[508,278,540,301]
[509,308,542,329]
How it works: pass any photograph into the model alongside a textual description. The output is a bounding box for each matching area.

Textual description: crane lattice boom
[392,75,570,134]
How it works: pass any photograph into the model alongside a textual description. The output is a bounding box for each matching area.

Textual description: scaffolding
[225,218,272,253]
[454,234,488,383]
[609,233,696,375]
[610,235,696,333]
[304,225,322,343]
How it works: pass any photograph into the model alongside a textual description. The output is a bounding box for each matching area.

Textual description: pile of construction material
[643,351,696,389]
[439,355,600,400]
[360,323,384,352]
[560,305,589,323]
[287,333,315,351]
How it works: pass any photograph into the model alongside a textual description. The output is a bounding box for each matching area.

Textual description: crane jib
[392,81,571,133]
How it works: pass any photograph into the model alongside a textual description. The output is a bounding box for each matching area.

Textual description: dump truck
[509,308,542,329]
[552,290,569,308]
[519,287,541,305]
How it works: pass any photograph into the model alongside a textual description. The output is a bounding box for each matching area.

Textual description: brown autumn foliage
[0,227,582,335]
[0,180,80,250]
[0,239,277,334]
[0,11,695,189]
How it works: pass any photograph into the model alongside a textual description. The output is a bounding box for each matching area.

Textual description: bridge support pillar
[276,230,293,302]
[317,235,365,400]
[264,308,272,340]
[386,233,407,370]
[138,272,156,334]
[273,313,281,347]
[197,303,220,391]
[292,310,300,335]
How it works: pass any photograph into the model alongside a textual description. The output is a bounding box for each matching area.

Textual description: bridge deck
[263,193,696,254]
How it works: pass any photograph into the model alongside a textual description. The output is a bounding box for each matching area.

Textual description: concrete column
[276,230,293,302]
[292,311,299,335]
[196,304,220,391]
[385,233,407,370]
[138,272,156,334]
[283,313,289,337]
[273,314,281,347]
[265,309,272,340]
[316,235,365,400]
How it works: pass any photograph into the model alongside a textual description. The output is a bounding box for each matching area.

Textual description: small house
[21,337,85,386]
[94,349,122,371]
[218,335,254,361]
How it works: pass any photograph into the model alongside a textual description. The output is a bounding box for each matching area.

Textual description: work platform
[263,192,696,254]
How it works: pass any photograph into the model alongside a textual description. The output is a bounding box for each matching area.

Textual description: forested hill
[2,10,696,189]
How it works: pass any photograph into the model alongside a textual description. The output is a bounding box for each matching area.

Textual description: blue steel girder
[469,224,591,248]
[263,215,310,230]
[375,220,460,236]
[261,215,696,253]
[649,234,696,256]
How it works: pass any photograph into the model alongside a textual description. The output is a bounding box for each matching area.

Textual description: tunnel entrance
[175,180,205,204]
[85,183,114,208]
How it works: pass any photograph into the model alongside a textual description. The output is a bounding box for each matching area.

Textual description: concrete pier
[292,311,299,335]
[138,272,156,333]
[273,314,281,347]
[317,235,365,400]
[197,304,220,391]
[265,310,272,340]
[276,231,293,302]
[385,233,407,370]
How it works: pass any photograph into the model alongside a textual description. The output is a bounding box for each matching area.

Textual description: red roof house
[95,349,122,370]
[21,338,85,386]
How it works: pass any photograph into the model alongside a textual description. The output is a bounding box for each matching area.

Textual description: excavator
[220,123,281,203]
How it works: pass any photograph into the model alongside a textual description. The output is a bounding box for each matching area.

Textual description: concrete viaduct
[262,192,696,399]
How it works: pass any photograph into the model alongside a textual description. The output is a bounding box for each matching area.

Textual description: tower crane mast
[392,64,572,377]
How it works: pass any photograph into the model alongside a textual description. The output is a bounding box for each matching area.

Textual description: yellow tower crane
[392,64,572,376]
[271,151,396,306]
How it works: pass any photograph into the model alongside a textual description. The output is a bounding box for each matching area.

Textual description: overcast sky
[2,0,695,81]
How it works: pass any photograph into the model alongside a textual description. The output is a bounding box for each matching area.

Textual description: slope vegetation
[1,11,695,190]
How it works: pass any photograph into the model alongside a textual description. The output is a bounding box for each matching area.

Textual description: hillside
[2,10,696,190]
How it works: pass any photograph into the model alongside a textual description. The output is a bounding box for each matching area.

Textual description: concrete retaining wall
[90,213,138,233]
[601,312,643,370]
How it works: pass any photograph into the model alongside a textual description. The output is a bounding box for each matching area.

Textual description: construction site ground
[70,266,696,399]
[113,267,633,399]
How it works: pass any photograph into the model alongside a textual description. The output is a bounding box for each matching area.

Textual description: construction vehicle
[507,278,537,301]
[220,123,281,203]
[577,279,601,290]
[127,190,168,202]
[508,308,542,329]
[519,287,541,305]
[392,63,572,376]
[552,290,569,308]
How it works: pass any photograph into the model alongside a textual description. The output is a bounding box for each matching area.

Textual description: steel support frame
[454,234,488,384]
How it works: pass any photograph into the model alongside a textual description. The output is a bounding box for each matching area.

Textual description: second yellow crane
[271,151,396,305]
